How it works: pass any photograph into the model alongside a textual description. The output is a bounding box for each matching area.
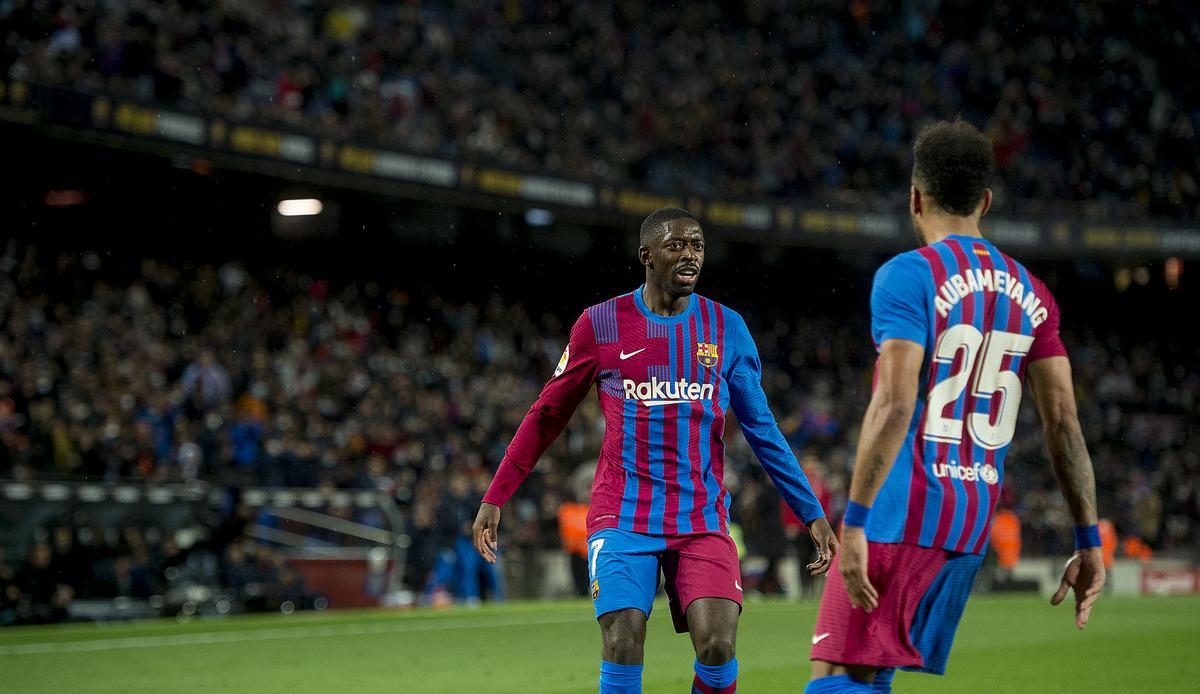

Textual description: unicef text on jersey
[931,461,1000,485]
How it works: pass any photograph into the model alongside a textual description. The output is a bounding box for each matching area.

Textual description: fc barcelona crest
[696,342,719,368]
[591,580,600,600]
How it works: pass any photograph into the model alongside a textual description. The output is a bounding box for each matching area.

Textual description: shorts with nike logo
[587,528,743,633]
[810,541,983,675]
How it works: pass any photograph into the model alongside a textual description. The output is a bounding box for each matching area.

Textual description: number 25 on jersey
[924,325,1034,450]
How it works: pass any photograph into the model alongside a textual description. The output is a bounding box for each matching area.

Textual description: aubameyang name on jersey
[622,377,714,405]
[934,268,1048,328]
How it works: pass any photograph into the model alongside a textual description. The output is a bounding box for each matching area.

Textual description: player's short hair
[912,120,995,217]
[639,207,698,248]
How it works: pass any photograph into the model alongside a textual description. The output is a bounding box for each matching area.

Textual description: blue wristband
[844,501,871,529]
[1074,524,1102,550]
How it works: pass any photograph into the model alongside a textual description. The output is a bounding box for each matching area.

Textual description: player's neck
[641,281,691,317]
[922,214,983,245]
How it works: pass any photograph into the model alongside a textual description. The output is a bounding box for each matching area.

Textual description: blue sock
[692,657,737,692]
[600,660,642,694]
[872,668,895,693]
[804,674,874,693]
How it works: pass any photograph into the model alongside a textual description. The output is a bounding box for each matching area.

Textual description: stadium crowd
[2,1,1198,219]
[1,241,1196,617]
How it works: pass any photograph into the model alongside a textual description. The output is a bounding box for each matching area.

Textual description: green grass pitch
[1,595,1197,692]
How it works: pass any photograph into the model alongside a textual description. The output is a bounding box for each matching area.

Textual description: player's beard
[671,279,698,296]
[910,213,928,246]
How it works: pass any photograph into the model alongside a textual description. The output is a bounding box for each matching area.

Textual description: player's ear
[910,185,921,217]
[638,246,652,268]
[978,188,993,219]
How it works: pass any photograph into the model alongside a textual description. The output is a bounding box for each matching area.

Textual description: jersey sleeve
[1027,276,1068,361]
[870,252,931,348]
[725,312,826,525]
[481,311,600,508]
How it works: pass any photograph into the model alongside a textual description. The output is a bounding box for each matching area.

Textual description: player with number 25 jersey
[807,121,1104,694]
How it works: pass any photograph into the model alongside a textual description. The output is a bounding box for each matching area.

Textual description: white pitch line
[0,612,587,656]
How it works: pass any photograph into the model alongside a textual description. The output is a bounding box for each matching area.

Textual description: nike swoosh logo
[619,348,646,360]
[734,580,742,592]
[812,633,831,645]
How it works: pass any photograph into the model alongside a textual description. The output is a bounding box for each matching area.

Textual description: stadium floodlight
[276,198,324,216]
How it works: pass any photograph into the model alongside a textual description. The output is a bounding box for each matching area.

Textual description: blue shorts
[587,527,742,633]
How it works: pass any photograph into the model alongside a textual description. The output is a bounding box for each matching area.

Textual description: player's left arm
[726,314,838,575]
[1025,282,1105,629]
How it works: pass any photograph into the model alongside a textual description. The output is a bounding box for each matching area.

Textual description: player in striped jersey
[806,121,1106,693]
[474,207,838,694]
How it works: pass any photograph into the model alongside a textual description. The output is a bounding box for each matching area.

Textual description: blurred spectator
[781,454,833,598]
[1099,518,1119,571]
[557,494,590,597]
[737,473,787,595]
[440,472,503,605]
[990,507,1022,573]
[406,500,447,603]
[13,542,74,624]
[1121,533,1154,563]
[181,350,232,409]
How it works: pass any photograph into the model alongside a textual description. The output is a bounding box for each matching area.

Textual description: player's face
[645,219,704,295]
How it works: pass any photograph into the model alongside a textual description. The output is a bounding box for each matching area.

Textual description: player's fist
[1051,547,1105,629]
[806,517,839,576]
[472,503,501,564]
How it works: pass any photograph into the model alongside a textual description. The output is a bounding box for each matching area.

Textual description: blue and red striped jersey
[483,287,826,536]
[867,234,1067,555]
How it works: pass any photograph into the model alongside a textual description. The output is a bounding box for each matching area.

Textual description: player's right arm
[1025,285,1104,629]
[841,339,924,611]
[841,253,930,611]
[472,311,600,563]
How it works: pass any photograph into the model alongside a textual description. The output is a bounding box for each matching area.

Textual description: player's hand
[839,526,878,612]
[472,503,501,564]
[1051,547,1105,629]
[806,517,839,576]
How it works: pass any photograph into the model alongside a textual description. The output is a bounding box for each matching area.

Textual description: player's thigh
[662,532,742,633]
[587,528,662,621]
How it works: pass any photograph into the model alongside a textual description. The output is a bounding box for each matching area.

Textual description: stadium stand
[2,0,1197,218]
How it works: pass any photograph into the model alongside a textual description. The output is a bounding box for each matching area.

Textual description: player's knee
[693,630,735,665]
[601,630,644,663]
[599,610,646,663]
